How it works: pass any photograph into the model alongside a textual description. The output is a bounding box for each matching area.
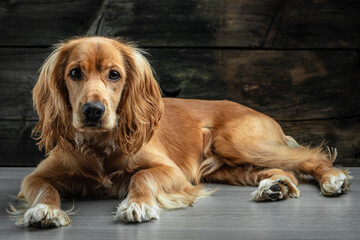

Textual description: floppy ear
[32,44,72,153]
[118,48,164,155]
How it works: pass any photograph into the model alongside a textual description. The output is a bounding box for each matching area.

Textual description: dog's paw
[320,169,352,196]
[251,176,300,202]
[24,204,71,228]
[114,198,160,223]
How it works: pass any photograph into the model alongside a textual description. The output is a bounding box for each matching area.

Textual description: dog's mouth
[84,122,100,128]
[77,121,110,132]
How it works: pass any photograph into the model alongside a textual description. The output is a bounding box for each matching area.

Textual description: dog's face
[63,38,126,132]
[32,37,163,154]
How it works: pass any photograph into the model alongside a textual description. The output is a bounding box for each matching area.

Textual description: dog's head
[33,37,163,155]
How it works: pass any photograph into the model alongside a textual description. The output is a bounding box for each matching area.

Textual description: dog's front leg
[15,170,71,228]
[114,164,202,223]
[17,174,71,228]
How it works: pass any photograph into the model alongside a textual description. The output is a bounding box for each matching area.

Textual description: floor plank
[1,167,359,240]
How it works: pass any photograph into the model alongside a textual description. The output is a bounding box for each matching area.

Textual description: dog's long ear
[32,44,72,153]
[118,47,164,155]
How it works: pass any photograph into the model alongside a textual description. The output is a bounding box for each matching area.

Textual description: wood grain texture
[0,121,44,167]
[0,0,359,48]
[1,48,358,121]
[0,48,49,120]
[215,50,360,120]
[1,167,360,240]
[0,0,103,46]
[263,0,360,48]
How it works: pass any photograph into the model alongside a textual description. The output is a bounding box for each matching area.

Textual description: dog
[9,36,352,228]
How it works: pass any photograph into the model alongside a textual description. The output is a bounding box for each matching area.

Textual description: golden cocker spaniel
[9,36,351,228]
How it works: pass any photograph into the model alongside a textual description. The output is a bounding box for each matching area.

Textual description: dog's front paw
[251,176,300,202]
[114,198,160,223]
[320,169,352,196]
[24,204,71,228]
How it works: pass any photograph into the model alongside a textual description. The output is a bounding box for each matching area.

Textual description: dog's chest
[56,171,130,199]
[61,141,132,199]
[55,154,131,199]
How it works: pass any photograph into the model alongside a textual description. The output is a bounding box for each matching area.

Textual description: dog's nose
[82,102,105,122]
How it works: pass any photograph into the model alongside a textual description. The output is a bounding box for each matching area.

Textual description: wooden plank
[0,48,49,120]
[91,0,282,48]
[263,0,360,48]
[0,48,358,121]
[1,168,360,239]
[0,0,103,46]
[215,50,360,121]
[0,120,44,167]
[0,0,359,48]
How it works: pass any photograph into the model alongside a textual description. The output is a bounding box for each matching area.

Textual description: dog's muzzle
[81,101,105,127]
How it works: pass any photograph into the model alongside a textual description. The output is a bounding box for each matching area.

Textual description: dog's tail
[242,135,337,172]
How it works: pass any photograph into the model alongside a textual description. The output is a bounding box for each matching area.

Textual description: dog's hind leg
[210,113,352,197]
[200,163,300,201]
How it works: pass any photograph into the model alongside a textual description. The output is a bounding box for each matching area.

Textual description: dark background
[0,0,359,167]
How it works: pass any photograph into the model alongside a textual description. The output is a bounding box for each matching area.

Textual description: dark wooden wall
[0,0,359,166]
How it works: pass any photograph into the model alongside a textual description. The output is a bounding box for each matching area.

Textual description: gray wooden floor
[1,167,359,240]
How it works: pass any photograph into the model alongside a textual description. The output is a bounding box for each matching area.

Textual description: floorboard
[1,167,359,240]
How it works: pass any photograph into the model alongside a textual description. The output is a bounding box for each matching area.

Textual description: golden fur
[10,37,352,227]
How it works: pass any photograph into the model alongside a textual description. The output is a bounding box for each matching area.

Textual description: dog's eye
[69,68,82,80]
[108,70,120,81]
